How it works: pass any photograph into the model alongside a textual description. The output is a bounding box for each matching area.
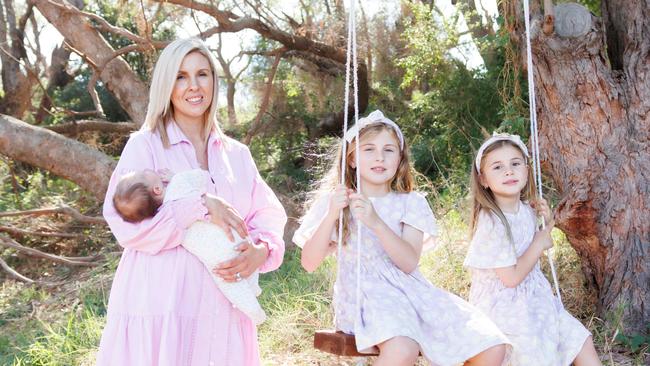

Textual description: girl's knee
[379,337,419,364]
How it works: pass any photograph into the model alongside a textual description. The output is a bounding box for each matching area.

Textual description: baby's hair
[306,122,414,242]
[113,173,162,223]
[469,139,536,243]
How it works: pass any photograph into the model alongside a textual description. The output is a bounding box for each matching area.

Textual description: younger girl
[464,133,601,366]
[294,110,510,366]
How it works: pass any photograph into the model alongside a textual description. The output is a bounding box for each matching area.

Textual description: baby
[113,168,266,325]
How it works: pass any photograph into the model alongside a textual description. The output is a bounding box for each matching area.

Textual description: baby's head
[113,170,165,223]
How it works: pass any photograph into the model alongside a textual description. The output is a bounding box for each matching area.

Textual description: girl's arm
[494,224,553,288]
[349,193,423,273]
[300,186,349,272]
[372,220,423,273]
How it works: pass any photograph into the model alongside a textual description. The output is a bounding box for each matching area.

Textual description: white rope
[523,0,563,307]
[336,0,363,334]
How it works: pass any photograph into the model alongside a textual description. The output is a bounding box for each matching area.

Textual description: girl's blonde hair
[309,123,414,242]
[143,38,225,147]
[469,139,536,243]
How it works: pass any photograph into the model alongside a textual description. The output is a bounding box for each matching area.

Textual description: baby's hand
[327,185,351,219]
[531,198,554,227]
[349,193,381,230]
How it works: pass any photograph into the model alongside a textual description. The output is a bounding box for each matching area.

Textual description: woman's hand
[349,193,382,230]
[213,239,269,282]
[326,185,352,219]
[202,194,248,242]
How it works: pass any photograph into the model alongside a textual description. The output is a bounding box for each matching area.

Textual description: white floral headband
[344,110,405,150]
[475,133,529,173]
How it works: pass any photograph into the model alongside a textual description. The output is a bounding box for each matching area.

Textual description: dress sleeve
[240,147,288,274]
[400,192,438,250]
[292,193,335,249]
[463,211,517,269]
[102,133,208,255]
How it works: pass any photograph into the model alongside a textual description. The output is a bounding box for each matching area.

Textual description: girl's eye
[493,165,502,170]
[176,75,185,80]
[384,148,395,153]
[199,72,209,77]
[364,148,374,152]
[513,162,521,166]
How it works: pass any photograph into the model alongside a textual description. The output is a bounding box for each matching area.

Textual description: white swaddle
[164,169,266,325]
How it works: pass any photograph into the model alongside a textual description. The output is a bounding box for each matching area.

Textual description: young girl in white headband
[294,110,510,366]
[464,133,601,366]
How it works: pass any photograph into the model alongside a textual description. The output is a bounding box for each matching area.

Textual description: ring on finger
[235,272,242,281]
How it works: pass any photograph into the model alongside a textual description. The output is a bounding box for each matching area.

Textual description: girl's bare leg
[465,344,507,366]
[374,336,420,366]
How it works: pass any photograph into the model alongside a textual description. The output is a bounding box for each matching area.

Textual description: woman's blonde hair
[469,139,536,243]
[143,38,225,147]
[308,123,414,243]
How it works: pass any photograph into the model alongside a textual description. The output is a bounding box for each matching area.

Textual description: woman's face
[171,51,214,124]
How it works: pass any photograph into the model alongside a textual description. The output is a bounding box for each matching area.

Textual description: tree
[504,0,649,333]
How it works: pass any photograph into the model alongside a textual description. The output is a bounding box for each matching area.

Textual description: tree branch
[0,225,83,239]
[243,50,284,144]
[0,115,116,200]
[0,205,106,225]
[0,234,99,266]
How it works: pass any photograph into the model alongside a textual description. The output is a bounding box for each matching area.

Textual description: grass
[0,210,647,365]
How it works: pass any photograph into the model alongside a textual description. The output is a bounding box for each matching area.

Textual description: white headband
[475,133,529,173]
[344,110,405,150]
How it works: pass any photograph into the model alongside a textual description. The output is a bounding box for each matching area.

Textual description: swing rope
[336,0,363,335]
[522,0,563,306]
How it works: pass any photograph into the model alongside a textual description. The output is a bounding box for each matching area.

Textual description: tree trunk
[32,0,149,125]
[0,115,115,200]
[510,0,649,333]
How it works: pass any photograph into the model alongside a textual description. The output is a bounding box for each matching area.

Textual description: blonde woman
[97,38,287,366]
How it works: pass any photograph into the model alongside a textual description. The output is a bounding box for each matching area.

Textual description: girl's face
[171,51,214,124]
[479,144,528,200]
[350,129,401,193]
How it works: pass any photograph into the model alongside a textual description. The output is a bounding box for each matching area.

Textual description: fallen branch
[0,225,83,239]
[0,205,106,225]
[0,256,35,284]
[0,235,99,266]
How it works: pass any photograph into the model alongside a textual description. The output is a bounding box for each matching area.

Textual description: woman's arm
[103,133,207,254]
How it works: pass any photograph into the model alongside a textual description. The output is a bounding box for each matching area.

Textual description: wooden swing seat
[314,330,379,357]
[314,330,423,357]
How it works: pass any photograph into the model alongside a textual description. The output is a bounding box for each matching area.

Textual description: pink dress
[96,122,287,366]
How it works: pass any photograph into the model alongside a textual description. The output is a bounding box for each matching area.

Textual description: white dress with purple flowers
[464,202,591,366]
[294,191,510,366]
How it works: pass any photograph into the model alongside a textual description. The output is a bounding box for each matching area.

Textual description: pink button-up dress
[96,122,287,366]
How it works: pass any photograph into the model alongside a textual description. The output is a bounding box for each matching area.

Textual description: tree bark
[31,0,149,125]
[509,0,649,333]
[0,114,115,200]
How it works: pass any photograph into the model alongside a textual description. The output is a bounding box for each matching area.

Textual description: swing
[312,0,378,357]
[313,0,563,358]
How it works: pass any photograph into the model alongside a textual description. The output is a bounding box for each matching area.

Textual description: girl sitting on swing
[293,110,511,366]
[464,133,601,365]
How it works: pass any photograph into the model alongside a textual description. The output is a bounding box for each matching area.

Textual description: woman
[97,38,287,366]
